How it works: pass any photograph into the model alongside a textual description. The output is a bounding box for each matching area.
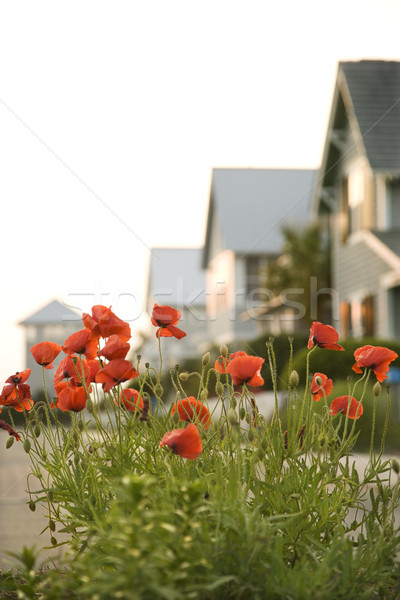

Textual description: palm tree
[263,223,331,325]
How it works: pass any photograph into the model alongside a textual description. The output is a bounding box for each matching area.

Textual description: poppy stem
[297,346,315,435]
[379,386,391,461]
[158,329,163,381]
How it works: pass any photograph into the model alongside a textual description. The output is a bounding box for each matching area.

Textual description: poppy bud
[227,409,238,426]
[320,461,330,474]
[48,491,54,502]
[247,429,255,442]
[289,370,299,387]
[6,437,14,449]
[172,411,180,424]
[86,398,94,413]
[373,382,382,397]
[202,352,210,366]
[155,384,163,397]
[256,447,265,461]
[78,420,84,432]
[51,537,57,546]
[23,439,31,453]
[230,397,237,409]
[179,372,189,381]
[392,458,400,474]
[245,413,251,425]
[239,407,246,420]
[28,500,36,512]
[49,520,56,532]
[261,437,268,451]
[220,344,228,358]
[34,425,41,438]
[215,382,224,397]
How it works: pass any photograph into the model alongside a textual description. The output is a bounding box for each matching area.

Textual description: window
[340,167,365,241]
[388,179,400,228]
[361,295,375,337]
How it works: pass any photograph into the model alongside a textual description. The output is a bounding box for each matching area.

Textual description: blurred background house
[202,168,316,344]
[312,60,400,340]
[19,299,81,399]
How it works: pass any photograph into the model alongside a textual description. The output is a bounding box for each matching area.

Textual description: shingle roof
[147,248,206,308]
[340,60,400,171]
[203,168,316,266]
[19,299,81,325]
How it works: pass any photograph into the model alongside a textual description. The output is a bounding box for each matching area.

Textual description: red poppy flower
[151,304,186,339]
[54,355,91,388]
[171,397,211,429]
[1,370,33,412]
[330,396,363,420]
[311,372,333,401]
[83,305,131,343]
[352,345,398,382]
[308,322,344,351]
[87,359,101,383]
[62,328,99,361]
[97,334,130,361]
[214,351,247,374]
[95,359,139,393]
[31,341,62,369]
[53,381,88,412]
[160,423,202,459]
[226,355,265,387]
[0,419,21,441]
[5,369,31,385]
[0,382,33,412]
[117,388,144,412]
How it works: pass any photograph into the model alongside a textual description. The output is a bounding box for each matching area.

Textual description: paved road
[0,438,65,570]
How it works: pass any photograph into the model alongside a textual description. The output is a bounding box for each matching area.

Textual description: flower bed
[1,307,400,599]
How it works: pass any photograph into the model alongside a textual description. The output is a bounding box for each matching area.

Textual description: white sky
[0,0,399,383]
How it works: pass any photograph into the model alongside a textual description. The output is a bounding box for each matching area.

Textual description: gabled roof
[313,60,400,217]
[203,168,316,267]
[147,248,206,308]
[340,61,400,171]
[19,299,81,325]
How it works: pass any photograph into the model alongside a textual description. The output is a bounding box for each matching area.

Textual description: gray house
[203,168,316,344]
[19,299,81,398]
[312,60,400,339]
[141,247,208,366]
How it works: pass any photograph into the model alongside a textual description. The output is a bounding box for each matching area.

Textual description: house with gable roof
[312,60,400,340]
[19,299,81,398]
[202,168,316,344]
[141,247,208,366]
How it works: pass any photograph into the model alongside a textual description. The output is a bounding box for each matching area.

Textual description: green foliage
[3,327,400,599]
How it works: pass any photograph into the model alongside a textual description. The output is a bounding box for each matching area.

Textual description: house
[19,299,81,398]
[141,247,208,367]
[312,60,400,339]
[202,168,316,344]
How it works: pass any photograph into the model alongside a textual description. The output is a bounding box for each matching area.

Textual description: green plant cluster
[2,338,400,599]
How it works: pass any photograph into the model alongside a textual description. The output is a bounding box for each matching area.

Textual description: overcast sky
[0,0,399,383]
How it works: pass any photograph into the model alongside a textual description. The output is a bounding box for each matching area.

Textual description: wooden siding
[335,232,392,296]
